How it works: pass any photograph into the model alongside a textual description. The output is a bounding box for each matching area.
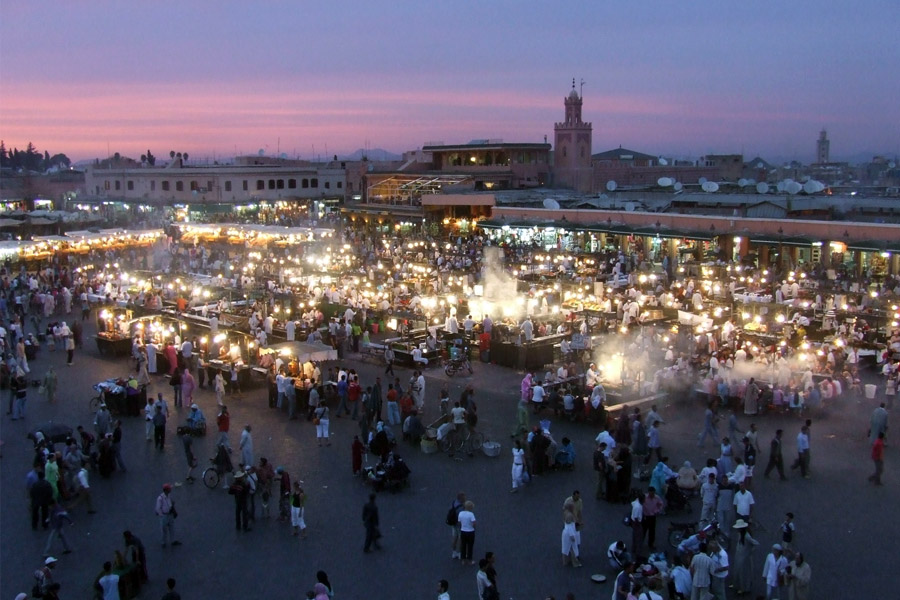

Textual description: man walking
[155,483,181,548]
[689,542,714,600]
[448,491,465,559]
[700,472,718,525]
[30,470,54,530]
[384,345,395,375]
[791,425,810,479]
[72,464,96,514]
[216,405,231,451]
[362,493,381,552]
[869,402,888,445]
[228,471,252,531]
[43,501,74,557]
[697,402,719,448]
[111,420,127,472]
[240,425,254,467]
[870,431,885,485]
[733,481,754,523]
[764,429,786,480]
[762,544,787,600]
[152,404,167,451]
[708,538,729,600]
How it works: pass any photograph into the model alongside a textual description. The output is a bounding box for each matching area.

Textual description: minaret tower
[554,78,593,192]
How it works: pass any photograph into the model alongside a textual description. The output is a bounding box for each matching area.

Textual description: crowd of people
[8,216,899,599]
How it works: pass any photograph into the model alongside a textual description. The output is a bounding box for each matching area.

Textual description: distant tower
[816,129,830,164]
[554,78,593,192]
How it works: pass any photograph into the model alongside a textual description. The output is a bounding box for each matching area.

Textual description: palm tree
[170,151,176,159]
[183,152,189,163]
[176,152,182,160]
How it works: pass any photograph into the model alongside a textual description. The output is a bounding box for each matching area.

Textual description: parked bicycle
[439,423,484,456]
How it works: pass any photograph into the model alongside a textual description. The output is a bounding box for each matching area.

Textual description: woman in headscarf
[315,571,334,598]
[370,422,390,462]
[351,435,365,476]
[520,372,533,403]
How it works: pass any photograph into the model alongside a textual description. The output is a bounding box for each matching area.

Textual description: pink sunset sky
[1,1,898,164]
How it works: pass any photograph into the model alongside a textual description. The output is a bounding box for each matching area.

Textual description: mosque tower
[553,78,593,192]
[816,129,830,164]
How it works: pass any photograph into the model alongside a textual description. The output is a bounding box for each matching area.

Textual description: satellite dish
[803,181,818,194]
[738,178,748,187]
[673,182,683,192]
[816,181,826,192]
[756,162,764,169]
[890,162,897,169]
[606,180,617,192]
[657,177,672,187]
[258,149,265,156]
[658,157,669,166]
[786,181,803,195]
[699,177,708,185]
[702,181,719,193]
[599,194,609,200]
[543,198,561,210]
[776,181,786,193]
[784,178,795,185]
[756,182,769,194]
[801,176,811,183]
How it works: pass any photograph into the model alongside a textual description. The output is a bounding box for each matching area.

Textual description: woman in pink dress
[181,369,196,406]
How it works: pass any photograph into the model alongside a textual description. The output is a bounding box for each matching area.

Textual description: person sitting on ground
[676,530,706,557]
[187,403,206,430]
[555,437,576,469]
[676,460,700,493]
[607,540,631,571]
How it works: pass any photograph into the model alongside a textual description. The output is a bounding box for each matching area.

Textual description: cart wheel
[444,366,453,377]
[203,468,219,489]
[439,435,452,453]
[668,528,686,549]
[89,396,101,413]
[470,432,484,451]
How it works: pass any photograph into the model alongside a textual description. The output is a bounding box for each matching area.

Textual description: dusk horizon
[2,1,898,165]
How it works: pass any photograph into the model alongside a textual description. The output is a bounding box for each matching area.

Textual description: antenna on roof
[580,78,585,97]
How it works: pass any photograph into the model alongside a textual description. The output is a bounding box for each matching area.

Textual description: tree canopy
[0,141,71,171]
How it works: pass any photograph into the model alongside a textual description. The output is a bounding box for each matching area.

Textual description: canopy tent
[262,341,337,364]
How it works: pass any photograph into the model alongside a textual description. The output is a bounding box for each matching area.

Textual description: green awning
[749,235,818,247]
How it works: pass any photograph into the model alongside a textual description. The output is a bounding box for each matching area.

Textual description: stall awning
[478,219,715,241]
[749,235,818,247]
[847,240,900,254]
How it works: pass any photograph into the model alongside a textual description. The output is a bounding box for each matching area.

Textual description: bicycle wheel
[89,395,101,413]
[439,434,453,453]
[470,431,484,451]
[202,468,219,489]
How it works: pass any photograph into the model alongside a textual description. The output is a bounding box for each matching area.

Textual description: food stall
[95,308,135,356]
